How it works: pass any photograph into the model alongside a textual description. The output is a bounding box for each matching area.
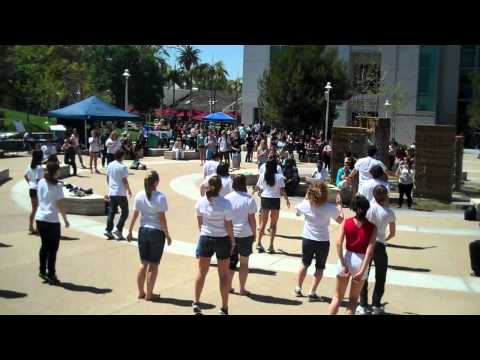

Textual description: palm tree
[177,45,201,120]
[212,61,229,112]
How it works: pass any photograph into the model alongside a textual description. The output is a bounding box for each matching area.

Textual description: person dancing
[24,149,44,234]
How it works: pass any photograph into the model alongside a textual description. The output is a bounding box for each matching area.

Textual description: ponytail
[44,161,60,185]
[206,175,222,201]
[144,170,159,200]
[31,149,43,169]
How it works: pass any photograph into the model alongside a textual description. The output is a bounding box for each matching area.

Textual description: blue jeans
[106,196,129,233]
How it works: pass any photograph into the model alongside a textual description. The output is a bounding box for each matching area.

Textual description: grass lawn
[0,108,53,132]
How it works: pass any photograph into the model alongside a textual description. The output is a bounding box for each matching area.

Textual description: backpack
[465,205,477,221]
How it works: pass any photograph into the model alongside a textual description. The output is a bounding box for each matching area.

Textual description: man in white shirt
[105,150,132,240]
[71,129,87,169]
[358,184,396,315]
[203,152,221,179]
[347,146,394,195]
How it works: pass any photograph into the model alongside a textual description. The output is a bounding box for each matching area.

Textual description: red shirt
[343,217,375,254]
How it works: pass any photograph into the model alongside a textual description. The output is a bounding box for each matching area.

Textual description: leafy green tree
[177,45,201,117]
[258,45,351,133]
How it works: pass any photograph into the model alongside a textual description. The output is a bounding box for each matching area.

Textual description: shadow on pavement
[388,265,431,273]
[56,282,113,294]
[318,296,349,308]
[152,297,215,310]
[60,236,79,241]
[386,243,437,251]
[0,289,28,299]
[212,264,277,276]
[246,293,302,306]
[275,234,303,241]
[277,249,302,258]
[0,242,13,248]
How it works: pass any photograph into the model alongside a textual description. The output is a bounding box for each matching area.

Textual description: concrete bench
[230,169,259,186]
[42,163,71,179]
[146,148,166,157]
[0,168,10,184]
[63,191,106,216]
[164,150,200,160]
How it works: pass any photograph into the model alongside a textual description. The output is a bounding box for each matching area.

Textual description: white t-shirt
[259,163,283,177]
[218,136,229,152]
[257,173,285,199]
[89,137,101,153]
[225,191,258,238]
[296,200,339,242]
[106,138,122,154]
[203,160,219,178]
[35,179,64,223]
[107,161,129,196]
[361,178,390,203]
[133,191,168,230]
[195,196,233,237]
[354,156,387,186]
[203,175,233,197]
[366,203,396,243]
[25,165,44,190]
[312,168,329,181]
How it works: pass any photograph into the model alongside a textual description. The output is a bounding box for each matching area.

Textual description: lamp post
[385,99,393,139]
[324,82,332,141]
[56,91,61,109]
[76,89,81,100]
[208,99,217,113]
[123,69,131,133]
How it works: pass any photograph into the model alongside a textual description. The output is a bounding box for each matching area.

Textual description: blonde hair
[144,170,159,200]
[306,181,328,207]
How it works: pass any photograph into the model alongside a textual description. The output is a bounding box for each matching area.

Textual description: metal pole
[325,91,330,141]
[124,77,128,133]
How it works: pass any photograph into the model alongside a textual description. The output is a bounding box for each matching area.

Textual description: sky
[166,45,244,80]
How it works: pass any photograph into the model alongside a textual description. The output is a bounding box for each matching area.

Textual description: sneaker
[104,231,115,240]
[267,246,275,254]
[257,245,265,253]
[113,230,125,240]
[192,302,202,315]
[219,308,229,315]
[39,272,48,281]
[308,293,321,302]
[371,306,385,315]
[47,275,60,285]
[356,305,370,315]
[294,287,303,297]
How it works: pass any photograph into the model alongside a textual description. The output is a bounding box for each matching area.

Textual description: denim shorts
[229,236,254,270]
[138,227,166,264]
[302,238,330,270]
[196,235,231,260]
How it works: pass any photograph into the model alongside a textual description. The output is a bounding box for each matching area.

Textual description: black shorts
[301,238,330,270]
[229,236,254,270]
[29,189,38,199]
[261,197,281,210]
[196,235,231,260]
[138,227,166,265]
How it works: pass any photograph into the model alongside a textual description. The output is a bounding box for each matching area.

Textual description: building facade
[242,45,478,145]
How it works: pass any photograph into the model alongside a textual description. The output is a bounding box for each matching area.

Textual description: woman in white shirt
[256,159,290,254]
[105,131,121,165]
[225,175,258,295]
[361,165,390,204]
[193,175,234,315]
[35,161,70,284]
[200,163,233,197]
[396,157,415,208]
[88,129,101,174]
[295,182,344,300]
[127,171,172,301]
[24,150,44,234]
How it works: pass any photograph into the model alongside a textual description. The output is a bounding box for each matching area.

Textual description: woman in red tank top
[328,195,377,315]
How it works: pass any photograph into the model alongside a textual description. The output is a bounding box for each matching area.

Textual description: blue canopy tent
[202,112,235,122]
[47,96,139,146]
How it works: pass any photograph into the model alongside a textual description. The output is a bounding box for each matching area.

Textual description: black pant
[106,196,129,233]
[246,148,254,162]
[64,151,77,176]
[36,220,61,276]
[398,183,413,207]
[101,148,107,167]
[220,151,230,165]
[106,153,114,165]
[360,242,388,307]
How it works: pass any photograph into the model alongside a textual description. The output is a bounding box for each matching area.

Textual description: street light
[56,91,61,109]
[76,89,81,99]
[208,99,217,113]
[123,69,131,133]
[384,99,391,118]
[324,82,332,141]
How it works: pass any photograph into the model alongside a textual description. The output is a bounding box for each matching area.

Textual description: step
[164,150,200,160]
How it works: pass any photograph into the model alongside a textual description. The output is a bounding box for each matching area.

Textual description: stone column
[454,136,464,191]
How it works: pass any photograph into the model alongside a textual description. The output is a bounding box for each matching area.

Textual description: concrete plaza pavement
[1,152,480,315]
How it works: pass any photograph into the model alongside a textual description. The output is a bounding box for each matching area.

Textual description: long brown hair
[232,174,247,193]
[44,161,60,185]
[306,181,328,207]
[206,175,222,201]
[144,170,159,200]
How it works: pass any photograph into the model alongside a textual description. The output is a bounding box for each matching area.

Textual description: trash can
[470,240,480,276]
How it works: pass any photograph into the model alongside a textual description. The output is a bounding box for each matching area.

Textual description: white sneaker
[294,286,303,297]
[371,306,385,315]
[356,305,370,315]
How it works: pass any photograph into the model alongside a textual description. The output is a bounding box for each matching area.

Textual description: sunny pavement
[1,152,480,315]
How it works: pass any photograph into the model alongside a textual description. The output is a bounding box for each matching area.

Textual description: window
[416,46,439,112]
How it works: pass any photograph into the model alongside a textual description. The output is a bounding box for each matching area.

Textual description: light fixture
[123,69,130,78]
